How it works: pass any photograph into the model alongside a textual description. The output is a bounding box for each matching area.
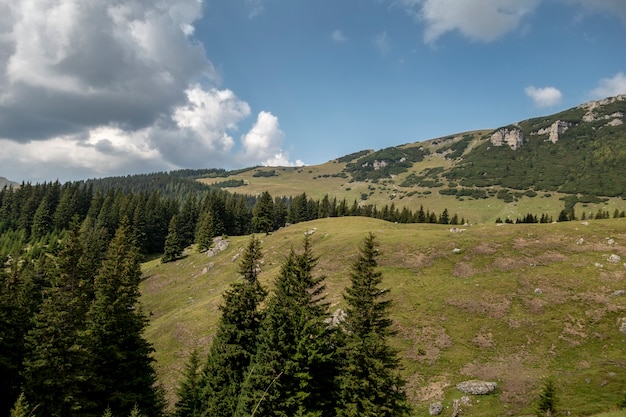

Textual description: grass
[197,142,626,225]
[140,217,626,416]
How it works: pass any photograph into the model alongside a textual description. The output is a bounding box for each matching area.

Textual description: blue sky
[0,0,625,182]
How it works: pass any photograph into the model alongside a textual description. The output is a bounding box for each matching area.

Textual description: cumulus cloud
[331,29,348,43]
[395,0,540,43]
[0,0,302,182]
[525,85,563,107]
[240,111,297,167]
[0,0,210,141]
[374,31,391,54]
[590,72,626,98]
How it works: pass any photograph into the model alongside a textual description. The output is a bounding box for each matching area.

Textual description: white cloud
[396,0,540,43]
[374,31,391,54]
[0,0,304,182]
[331,29,348,43]
[172,87,251,153]
[525,85,563,107]
[263,152,306,167]
[566,0,626,24]
[241,111,285,161]
[590,72,626,98]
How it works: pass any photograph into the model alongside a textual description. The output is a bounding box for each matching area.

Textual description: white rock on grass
[456,380,497,395]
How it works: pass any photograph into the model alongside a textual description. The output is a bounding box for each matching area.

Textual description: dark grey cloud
[0,0,212,142]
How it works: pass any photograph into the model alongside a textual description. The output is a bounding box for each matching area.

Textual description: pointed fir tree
[252,191,275,235]
[21,221,94,416]
[536,376,558,417]
[195,210,216,253]
[336,233,410,417]
[173,350,203,417]
[162,215,183,263]
[85,219,164,416]
[196,235,267,417]
[235,235,336,417]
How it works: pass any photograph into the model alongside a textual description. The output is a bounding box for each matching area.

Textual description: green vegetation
[140,216,626,416]
[336,149,371,163]
[445,100,626,196]
[344,146,430,181]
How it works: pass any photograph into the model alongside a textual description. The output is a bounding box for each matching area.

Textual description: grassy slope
[197,131,626,224]
[141,216,626,416]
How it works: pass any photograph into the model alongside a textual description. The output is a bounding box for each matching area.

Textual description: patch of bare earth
[492,256,532,271]
[453,261,478,278]
[461,351,538,415]
[401,322,453,364]
[409,375,451,403]
[471,242,499,255]
[447,294,511,319]
[472,327,495,349]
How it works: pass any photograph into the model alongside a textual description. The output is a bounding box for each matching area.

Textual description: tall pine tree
[336,233,410,417]
[85,219,164,416]
[162,215,182,263]
[235,236,336,417]
[193,235,267,417]
[22,221,94,416]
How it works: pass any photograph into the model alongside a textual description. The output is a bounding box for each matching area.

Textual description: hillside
[0,176,19,188]
[198,95,626,223]
[141,216,626,416]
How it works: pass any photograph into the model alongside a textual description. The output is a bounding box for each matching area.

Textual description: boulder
[428,402,443,416]
[456,380,497,395]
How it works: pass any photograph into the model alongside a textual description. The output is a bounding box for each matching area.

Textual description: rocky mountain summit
[490,94,625,150]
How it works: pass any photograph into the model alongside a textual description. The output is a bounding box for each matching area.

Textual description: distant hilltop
[0,177,20,188]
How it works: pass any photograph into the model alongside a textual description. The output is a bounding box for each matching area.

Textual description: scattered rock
[611,290,625,297]
[451,399,461,417]
[452,248,462,254]
[534,288,543,294]
[460,396,471,406]
[206,237,229,257]
[428,402,443,416]
[232,253,240,262]
[619,318,626,334]
[581,221,589,226]
[594,262,604,268]
[450,227,467,233]
[304,227,318,236]
[606,238,615,245]
[324,308,346,327]
[576,238,584,245]
[608,254,621,263]
[456,380,497,395]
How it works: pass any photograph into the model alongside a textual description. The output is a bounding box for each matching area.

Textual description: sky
[0,0,625,183]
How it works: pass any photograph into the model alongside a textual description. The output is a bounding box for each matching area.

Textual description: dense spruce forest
[0,171,464,417]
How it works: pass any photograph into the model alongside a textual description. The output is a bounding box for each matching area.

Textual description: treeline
[496,208,626,224]
[0,180,465,262]
[173,234,410,417]
[2,220,164,416]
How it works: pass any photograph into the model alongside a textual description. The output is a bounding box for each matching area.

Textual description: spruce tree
[22,222,94,416]
[196,235,267,417]
[195,210,216,253]
[162,215,182,263]
[336,233,410,417]
[536,377,558,417]
[173,350,202,417]
[235,236,336,417]
[85,219,164,416]
[252,191,275,235]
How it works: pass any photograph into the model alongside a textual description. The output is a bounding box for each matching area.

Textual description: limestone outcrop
[490,128,525,150]
[534,120,572,143]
